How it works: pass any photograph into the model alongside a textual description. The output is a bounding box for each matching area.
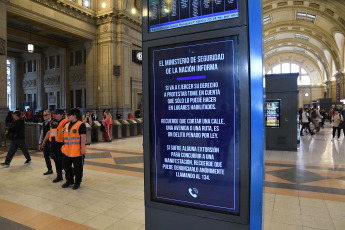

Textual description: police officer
[42,109,69,183]
[38,110,53,175]
[61,108,87,190]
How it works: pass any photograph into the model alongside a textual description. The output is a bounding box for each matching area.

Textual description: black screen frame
[143,27,250,224]
[142,0,247,42]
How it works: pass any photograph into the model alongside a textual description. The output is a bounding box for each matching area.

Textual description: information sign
[150,37,240,214]
[265,100,280,127]
[149,0,239,32]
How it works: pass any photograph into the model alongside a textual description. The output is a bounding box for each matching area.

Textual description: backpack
[311,110,317,119]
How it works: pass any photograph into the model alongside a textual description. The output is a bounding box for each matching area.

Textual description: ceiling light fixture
[28,25,34,53]
[102,2,107,8]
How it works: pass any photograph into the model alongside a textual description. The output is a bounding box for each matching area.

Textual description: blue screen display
[150,37,240,214]
[149,0,239,32]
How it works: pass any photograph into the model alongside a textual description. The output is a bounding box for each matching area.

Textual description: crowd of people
[299,106,345,141]
[0,107,126,190]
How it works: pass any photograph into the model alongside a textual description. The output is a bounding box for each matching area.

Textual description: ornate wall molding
[32,0,96,24]
[69,72,86,83]
[44,75,60,86]
[22,78,37,88]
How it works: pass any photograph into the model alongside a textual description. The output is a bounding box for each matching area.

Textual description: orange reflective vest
[61,121,87,157]
[49,118,69,142]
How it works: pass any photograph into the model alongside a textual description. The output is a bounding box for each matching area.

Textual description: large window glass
[82,0,90,9]
[75,51,82,65]
[267,63,311,86]
[7,60,11,109]
[272,65,281,74]
[49,56,55,69]
[282,63,290,73]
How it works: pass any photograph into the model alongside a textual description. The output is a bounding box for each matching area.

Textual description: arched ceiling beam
[265,51,323,84]
[265,45,329,81]
[265,48,324,77]
[263,1,345,36]
[264,21,342,70]
[264,38,330,77]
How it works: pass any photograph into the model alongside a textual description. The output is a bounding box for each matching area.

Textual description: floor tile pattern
[1,125,345,229]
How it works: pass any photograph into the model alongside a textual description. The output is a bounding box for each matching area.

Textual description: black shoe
[311,132,315,136]
[62,181,74,188]
[53,177,63,183]
[300,134,304,136]
[72,183,80,190]
[24,159,31,164]
[43,170,53,175]
[0,162,10,167]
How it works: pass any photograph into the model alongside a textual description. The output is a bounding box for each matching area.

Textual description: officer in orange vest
[61,108,87,190]
[42,109,69,183]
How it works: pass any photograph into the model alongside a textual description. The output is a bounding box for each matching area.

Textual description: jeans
[333,127,341,138]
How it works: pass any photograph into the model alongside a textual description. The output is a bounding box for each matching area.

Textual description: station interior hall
[0,0,345,229]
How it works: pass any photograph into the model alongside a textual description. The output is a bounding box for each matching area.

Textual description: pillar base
[0,107,9,123]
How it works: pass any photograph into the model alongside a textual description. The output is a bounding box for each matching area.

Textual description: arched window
[82,0,91,9]
[266,63,311,85]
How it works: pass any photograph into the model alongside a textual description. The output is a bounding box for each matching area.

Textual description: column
[85,40,97,109]
[59,48,69,109]
[115,23,133,117]
[15,57,24,109]
[97,21,115,110]
[0,0,8,121]
[36,54,44,110]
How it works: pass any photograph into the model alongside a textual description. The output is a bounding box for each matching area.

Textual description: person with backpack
[331,108,343,141]
[300,108,315,136]
[311,107,322,134]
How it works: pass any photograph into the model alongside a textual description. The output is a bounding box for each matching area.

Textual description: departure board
[149,0,238,32]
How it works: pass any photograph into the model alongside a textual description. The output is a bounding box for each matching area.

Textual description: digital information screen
[266,100,280,127]
[149,0,238,32]
[150,37,240,214]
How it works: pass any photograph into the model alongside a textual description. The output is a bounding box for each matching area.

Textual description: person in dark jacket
[1,111,31,167]
[38,110,53,175]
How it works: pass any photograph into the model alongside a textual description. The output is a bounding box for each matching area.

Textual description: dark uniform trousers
[50,141,64,179]
[43,143,52,171]
[5,139,31,163]
[63,154,84,184]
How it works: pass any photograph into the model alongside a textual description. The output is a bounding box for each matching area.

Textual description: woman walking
[102,109,113,142]
[331,108,343,141]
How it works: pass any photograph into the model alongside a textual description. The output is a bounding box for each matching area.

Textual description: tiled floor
[0,123,345,230]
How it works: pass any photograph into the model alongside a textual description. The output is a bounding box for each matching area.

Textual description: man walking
[1,111,31,167]
[300,108,315,136]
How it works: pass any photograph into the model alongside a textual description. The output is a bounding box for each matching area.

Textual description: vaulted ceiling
[263,0,345,85]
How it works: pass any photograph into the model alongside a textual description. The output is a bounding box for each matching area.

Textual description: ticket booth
[143,0,264,229]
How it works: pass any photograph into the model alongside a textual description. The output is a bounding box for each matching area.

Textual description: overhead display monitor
[149,36,240,214]
[265,100,280,127]
[149,0,239,32]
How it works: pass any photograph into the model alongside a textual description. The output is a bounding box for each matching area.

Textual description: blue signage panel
[150,37,240,214]
[149,0,239,32]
